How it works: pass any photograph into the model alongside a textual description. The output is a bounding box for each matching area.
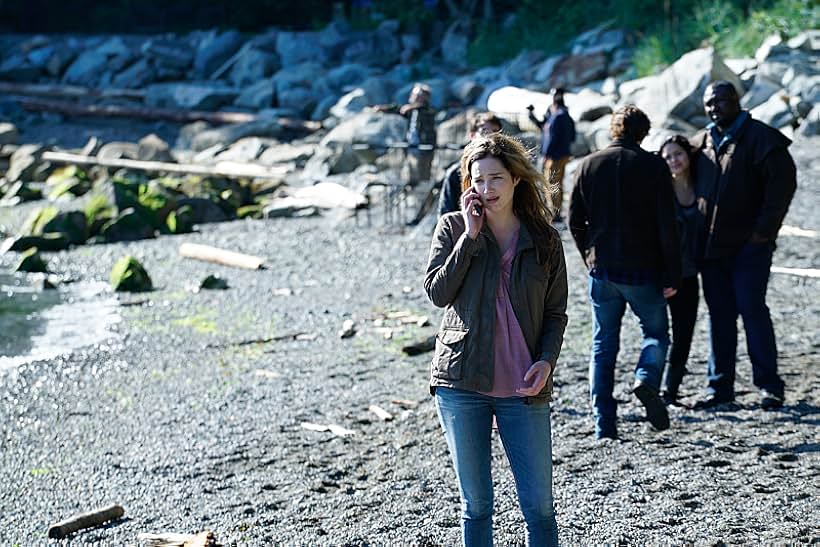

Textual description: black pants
[664,275,699,395]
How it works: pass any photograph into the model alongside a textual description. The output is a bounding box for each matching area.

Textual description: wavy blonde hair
[460,132,558,260]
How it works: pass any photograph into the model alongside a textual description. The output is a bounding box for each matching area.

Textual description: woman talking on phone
[424,132,568,546]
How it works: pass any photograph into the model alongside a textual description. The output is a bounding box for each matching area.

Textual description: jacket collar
[707,110,750,154]
[608,138,641,150]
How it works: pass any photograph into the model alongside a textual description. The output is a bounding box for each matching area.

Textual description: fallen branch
[47,503,124,539]
[41,150,288,181]
[206,332,309,348]
[18,97,322,132]
[179,243,265,270]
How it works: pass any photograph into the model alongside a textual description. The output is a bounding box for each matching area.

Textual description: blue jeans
[588,276,669,434]
[701,241,784,399]
[435,387,558,547]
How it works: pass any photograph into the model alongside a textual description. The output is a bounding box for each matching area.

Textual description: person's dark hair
[610,105,651,143]
[708,80,739,100]
[551,87,566,107]
[470,112,503,133]
[660,134,698,180]
[460,133,558,260]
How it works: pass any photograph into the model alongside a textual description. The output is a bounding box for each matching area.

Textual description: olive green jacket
[424,213,569,400]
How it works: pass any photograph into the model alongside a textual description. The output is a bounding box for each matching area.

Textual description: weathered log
[41,150,288,181]
[0,81,144,100]
[47,503,124,539]
[17,97,322,132]
[178,242,265,270]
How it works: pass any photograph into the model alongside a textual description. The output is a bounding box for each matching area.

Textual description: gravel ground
[0,136,817,546]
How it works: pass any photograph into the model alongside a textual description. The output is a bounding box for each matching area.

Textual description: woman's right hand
[460,186,484,239]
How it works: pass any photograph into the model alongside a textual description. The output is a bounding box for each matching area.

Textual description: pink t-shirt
[481,231,533,398]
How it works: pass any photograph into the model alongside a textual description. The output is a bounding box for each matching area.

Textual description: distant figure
[425,133,567,545]
[437,112,503,217]
[375,83,437,185]
[690,81,797,411]
[569,105,680,439]
[528,87,576,221]
[659,135,705,404]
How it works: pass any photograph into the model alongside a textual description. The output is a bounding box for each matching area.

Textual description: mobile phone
[473,203,483,216]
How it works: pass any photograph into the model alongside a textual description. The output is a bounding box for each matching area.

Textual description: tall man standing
[528,87,575,222]
[691,81,797,410]
[569,105,681,439]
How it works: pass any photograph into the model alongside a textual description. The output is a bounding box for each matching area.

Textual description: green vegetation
[466,0,817,74]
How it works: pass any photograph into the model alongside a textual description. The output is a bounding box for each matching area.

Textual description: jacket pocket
[432,328,468,381]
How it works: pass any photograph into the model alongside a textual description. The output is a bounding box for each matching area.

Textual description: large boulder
[750,93,794,129]
[194,30,244,78]
[145,83,238,111]
[304,112,407,177]
[276,31,326,67]
[566,88,613,122]
[142,38,194,71]
[343,20,401,68]
[229,47,278,87]
[235,78,274,110]
[619,47,743,128]
[795,104,820,137]
[741,75,782,110]
[111,58,156,89]
[549,52,608,88]
[440,21,470,68]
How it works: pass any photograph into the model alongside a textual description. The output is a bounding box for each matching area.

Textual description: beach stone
[235,78,274,110]
[14,247,48,273]
[101,208,157,243]
[795,104,820,137]
[137,134,175,162]
[6,144,46,183]
[0,122,18,145]
[110,255,153,292]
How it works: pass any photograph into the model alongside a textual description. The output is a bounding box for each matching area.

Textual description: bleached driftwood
[178,243,265,270]
[41,150,289,181]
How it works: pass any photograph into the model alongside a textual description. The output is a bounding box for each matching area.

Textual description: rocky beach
[0,16,818,547]
[0,132,816,545]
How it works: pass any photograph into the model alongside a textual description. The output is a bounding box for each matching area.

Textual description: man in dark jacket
[691,81,797,411]
[569,105,681,439]
[528,87,576,222]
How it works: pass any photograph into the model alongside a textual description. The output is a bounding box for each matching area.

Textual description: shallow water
[0,272,120,370]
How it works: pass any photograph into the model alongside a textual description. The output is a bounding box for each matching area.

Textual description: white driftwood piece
[178,243,265,270]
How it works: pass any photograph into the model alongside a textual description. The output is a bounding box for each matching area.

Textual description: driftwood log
[0,81,144,100]
[178,243,265,270]
[47,503,124,539]
[41,150,289,181]
[17,97,321,131]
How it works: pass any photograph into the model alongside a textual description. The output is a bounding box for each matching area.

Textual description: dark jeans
[663,275,699,395]
[701,241,784,399]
